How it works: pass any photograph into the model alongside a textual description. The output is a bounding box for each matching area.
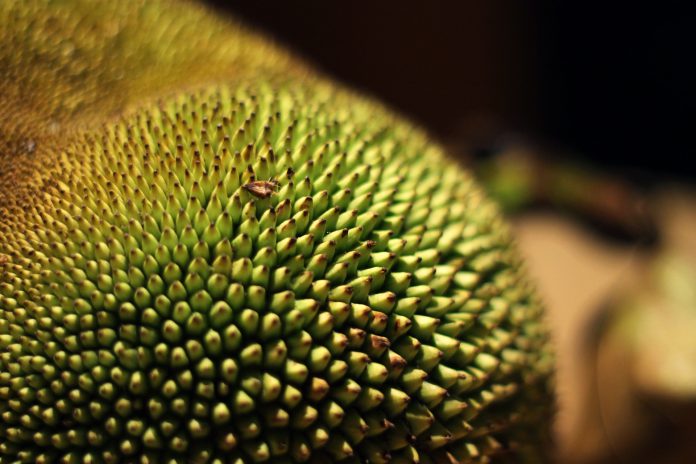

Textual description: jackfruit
[0,1,553,463]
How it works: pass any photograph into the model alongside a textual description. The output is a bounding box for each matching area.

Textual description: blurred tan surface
[511,187,696,463]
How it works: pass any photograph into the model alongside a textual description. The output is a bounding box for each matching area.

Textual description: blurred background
[208,1,695,462]
[211,1,694,183]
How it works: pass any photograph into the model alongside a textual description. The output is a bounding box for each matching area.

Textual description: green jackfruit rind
[0,2,553,463]
[0,0,305,197]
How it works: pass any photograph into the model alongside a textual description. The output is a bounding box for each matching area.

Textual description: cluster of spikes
[0,2,552,464]
[0,87,550,463]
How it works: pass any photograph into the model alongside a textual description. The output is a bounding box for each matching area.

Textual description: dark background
[207,1,694,181]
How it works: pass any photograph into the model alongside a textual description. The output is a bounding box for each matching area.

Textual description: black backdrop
[207,1,695,181]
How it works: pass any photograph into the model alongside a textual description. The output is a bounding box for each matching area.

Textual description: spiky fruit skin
[0,1,553,463]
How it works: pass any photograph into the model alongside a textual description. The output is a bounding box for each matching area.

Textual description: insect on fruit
[242,178,280,199]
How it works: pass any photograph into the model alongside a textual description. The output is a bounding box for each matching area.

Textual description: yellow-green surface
[0,1,552,462]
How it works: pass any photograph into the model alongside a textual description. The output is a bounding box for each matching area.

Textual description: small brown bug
[242,178,280,199]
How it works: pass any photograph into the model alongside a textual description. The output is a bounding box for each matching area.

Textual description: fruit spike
[0,1,553,463]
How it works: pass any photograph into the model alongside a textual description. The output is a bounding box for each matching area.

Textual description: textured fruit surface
[0,1,553,463]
